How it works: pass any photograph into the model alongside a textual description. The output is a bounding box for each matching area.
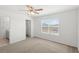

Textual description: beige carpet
[0,37,9,47]
[0,37,78,53]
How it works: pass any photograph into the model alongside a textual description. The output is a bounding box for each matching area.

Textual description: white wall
[33,10,77,47]
[10,14,26,43]
[77,9,79,50]
[0,9,26,44]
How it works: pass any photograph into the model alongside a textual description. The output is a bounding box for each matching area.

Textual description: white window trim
[41,19,59,36]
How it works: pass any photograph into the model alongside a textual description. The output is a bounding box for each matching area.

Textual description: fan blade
[33,11,39,14]
[35,9,43,11]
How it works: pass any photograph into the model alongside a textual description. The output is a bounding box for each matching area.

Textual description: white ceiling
[0,5,25,14]
[33,5,79,16]
[0,5,79,16]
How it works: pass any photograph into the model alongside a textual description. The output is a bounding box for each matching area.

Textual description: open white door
[0,16,10,39]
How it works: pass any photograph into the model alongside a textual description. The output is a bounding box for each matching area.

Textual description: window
[41,19,59,35]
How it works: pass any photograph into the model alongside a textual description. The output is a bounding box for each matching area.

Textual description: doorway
[26,20,31,37]
[0,16,10,47]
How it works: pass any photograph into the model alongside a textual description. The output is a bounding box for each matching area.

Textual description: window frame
[41,19,59,35]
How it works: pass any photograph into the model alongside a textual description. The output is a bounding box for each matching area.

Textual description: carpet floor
[0,37,78,53]
[0,37,9,47]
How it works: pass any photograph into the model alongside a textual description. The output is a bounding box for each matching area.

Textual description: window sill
[41,32,59,36]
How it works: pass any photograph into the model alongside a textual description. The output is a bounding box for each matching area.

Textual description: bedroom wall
[33,9,77,47]
[10,14,26,43]
[0,9,26,44]
[77,9,79,50]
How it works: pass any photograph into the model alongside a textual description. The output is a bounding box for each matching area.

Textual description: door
[26,20,31,37]
[0,16,10,39]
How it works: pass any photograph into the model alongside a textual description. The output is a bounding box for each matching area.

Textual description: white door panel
[0,17,10,38]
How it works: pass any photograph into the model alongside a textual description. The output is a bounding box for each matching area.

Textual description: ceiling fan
[24,5,43,15]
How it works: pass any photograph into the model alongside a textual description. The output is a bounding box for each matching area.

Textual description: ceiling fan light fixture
[25,5,43,15]
[26,11,37,15]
